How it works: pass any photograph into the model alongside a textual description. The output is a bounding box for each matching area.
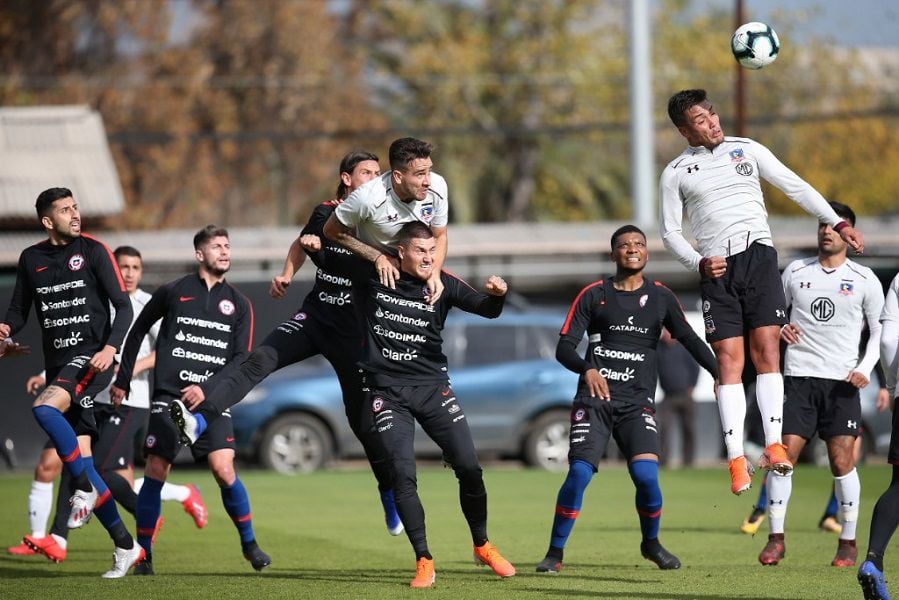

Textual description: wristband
[698,257,710,275]
[834,220,850,233]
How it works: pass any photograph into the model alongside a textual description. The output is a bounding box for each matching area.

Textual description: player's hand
[699,256,727,279]
[846,371,869,389]
[89,345,117,372]
[180,384,206,410]
[484,275,508,296]
[584,368,610,401]
[780,323,802,344]
[376,254,400,289]
[0,322,10,342]
[425,273,445,305]
[839,225,865,254]
[876,387,890,412]
[26,374,46,395]
[110,385,127,407]
[270,275,291,299]
[299,234,321,253]
[0,339,31,358]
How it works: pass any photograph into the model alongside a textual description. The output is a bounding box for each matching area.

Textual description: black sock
[103,471,138,515]
[415,550,432,560]
[49,470,74,539]
[866,551,884,571]
[108,521,133,549]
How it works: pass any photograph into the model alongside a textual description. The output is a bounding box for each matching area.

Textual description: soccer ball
[731,22,780,70]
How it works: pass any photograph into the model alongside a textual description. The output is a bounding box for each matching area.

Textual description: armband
[698,257,710,275]
[834,220,850,233]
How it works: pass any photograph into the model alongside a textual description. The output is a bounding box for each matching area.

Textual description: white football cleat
[101,542,144,579]
[170,399,200,445]
[67,487,98,529]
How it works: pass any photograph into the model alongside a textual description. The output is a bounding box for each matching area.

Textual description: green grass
[1,463,895,599]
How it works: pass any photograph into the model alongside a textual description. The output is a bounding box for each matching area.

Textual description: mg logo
[810,297,835,322]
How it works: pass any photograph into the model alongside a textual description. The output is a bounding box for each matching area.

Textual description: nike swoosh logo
[57,378,72,383]
[441,389,450,396]
[36,266,49,272]
[225,437,235,442]
[180,296,196,302]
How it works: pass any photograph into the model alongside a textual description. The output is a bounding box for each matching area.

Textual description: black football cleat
[640,539,681,570]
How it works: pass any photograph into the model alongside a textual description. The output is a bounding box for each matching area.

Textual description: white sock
[717,383,747,460]
[767,470,792,535]
[28,480,54,538]
[834,468,861,540]
[756,373,784,446]
[134,476,190,502]
[51,533,67,549]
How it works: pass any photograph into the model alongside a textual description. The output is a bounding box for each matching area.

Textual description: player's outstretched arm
[270,236,306,299]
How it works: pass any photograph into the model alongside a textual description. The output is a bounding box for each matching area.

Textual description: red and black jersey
[3,234,132,370]
[115,273,254,398]
[557,278,717,407]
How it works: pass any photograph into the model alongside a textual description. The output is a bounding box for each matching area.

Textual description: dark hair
[828,200,856,226]
[335,150,380,199]
[610,224,646,251]
[667,89,708,127]
[396,221,433,248]
[35,187,74,220]
[114,246,142,260]
[193,225,229,250]
[389,137,433,171]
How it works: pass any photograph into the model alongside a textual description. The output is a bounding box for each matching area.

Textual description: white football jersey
[660,137,843,272]
[334,170,449,254]
[782,257,883,380]
[94,288,159,409]
[880,273,899,397]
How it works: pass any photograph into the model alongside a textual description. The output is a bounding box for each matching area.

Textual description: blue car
[230,308,580,474]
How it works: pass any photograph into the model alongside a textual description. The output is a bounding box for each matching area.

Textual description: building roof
[0,105,124,219]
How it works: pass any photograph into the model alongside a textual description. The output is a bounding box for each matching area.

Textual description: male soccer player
[170,150,400,535]
[8,246,206,564]
[858,270,899,600]
[111,225,268,575]
[0,187,142,578]
[323,137,449,302]
[660,89,865,495]
[314,220,514,588]
[535,225,718,574]
[754,202,883,567]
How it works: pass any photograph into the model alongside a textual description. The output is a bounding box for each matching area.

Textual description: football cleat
[410,557,436,588]
[640,540,681,570]
[832,539,858,567]
[858,560,891,600]
[535,555,562,574]
[728,456,754,495]
[741,508,766,535]
[133,558,154,576]
[819,515,843,534]
[170,399,201,445]
[473,541,516,577]
[759,442,793,476]
[101,543,144,579]
[67,486,98,529]
[758,534,786,566]
[380,489,404,536]
[7,540,38,556]
[244,545,272,571]
[23,534,67,563]
[182,484,208,529]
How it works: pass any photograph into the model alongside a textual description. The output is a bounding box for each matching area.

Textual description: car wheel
[523,410,570,471]
[258,413,334,474]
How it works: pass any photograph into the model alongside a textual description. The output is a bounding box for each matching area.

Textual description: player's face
[343,160,381,195]
[43,197,81,240]
[392,157,433,202]
[117,255,143,294]
[611,232,648,273]
[398,236,437,280]
[817,221,848,257]
[197,236,231,276]
[678,101,724,149]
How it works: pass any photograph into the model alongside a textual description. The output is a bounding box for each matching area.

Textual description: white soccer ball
[731,22,780,70]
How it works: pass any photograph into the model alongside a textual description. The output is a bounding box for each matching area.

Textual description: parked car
[230,308,581,474]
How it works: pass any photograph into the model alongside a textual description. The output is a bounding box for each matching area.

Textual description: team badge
[371,396,386,413]
[729,148,745,162]
[78,394,93,409]
[735,162,753,176]
[420,205,434,222]
[293,311,307,321]
[573,408,586,422]
[146,435,157,448]
[839,282,854,295]
[218,299,236,315]
[639,294,649,307]
[68,253,85,271]
[702,300,711,313]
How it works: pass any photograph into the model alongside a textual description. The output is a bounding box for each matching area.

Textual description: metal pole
[629,0,654,228]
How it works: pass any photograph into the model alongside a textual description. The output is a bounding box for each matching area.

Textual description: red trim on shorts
[74,369,96,398]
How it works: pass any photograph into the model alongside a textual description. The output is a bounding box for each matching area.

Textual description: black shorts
[92,404,149,471]
[144,395,236,463]
[783,376,861,440]
[888,400,899,465]
[46,355,115,440]
[567,397,660,466]
[700,243,788,342]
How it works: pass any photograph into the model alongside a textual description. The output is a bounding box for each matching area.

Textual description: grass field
[1,462,896,599]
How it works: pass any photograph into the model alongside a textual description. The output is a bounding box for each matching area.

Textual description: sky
[696,0,899,48]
